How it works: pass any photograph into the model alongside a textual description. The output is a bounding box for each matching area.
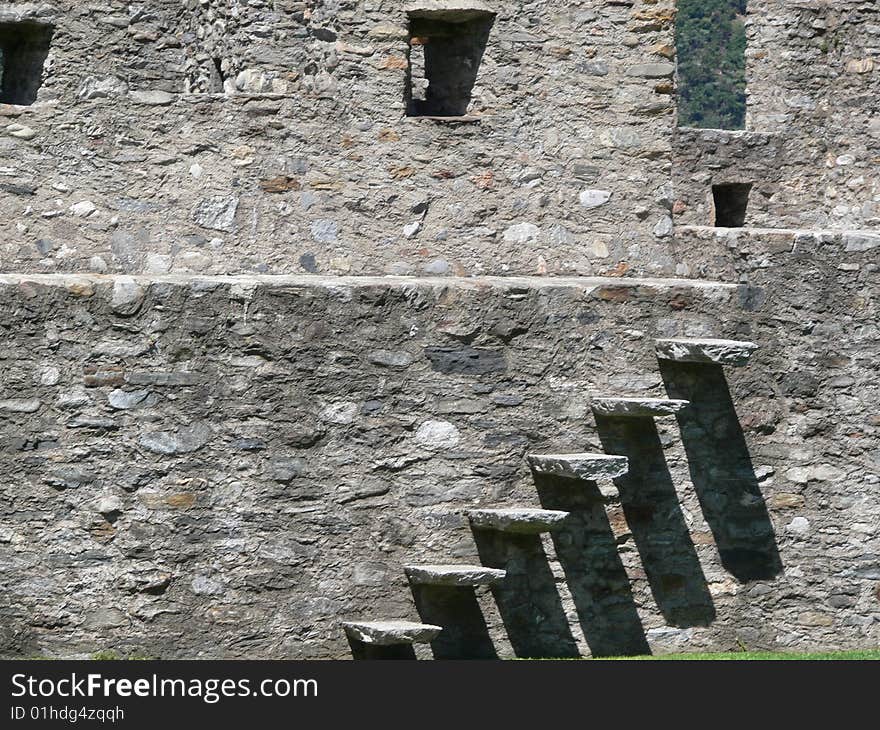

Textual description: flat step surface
[655,338,758,366]
[591,397,690,417]
[527,453,628,481]
[342,620,441,646]
[404,564,506,587]
[468,508,570,534]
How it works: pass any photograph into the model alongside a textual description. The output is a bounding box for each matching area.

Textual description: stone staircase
[342,337,758,659]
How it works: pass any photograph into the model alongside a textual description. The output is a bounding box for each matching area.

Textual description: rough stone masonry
[0,1,877,659]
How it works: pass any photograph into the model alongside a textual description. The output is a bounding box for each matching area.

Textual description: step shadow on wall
[471,528,580,659]
[595,414,716,627]
[410,584,497,659]
[659,361,783,582]
[534,474,651,657]
[348,638,418,660]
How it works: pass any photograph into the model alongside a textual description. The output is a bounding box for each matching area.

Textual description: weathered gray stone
[108,389,152,410]
[310,220,339,243]
[655,338,759,366]
[129,90,175,106]
[138,423,212,455]
[502,223,540,244]
[591,397,690,418]
[0,398,41,413]
[424,347,506,374]
[625,63,675,78]
[95,495,123,516]
[468,508,570,534]
[192,196,239,233]
[404,564,506,586]
[6,123,37,140]
[69,201,97,218]
[527,453,629,481]
[368,350,414,368]
[579,189,612,209]
[110,277,145,315]
[342,620,442,646]
[78,76,128,100]
[414,420,460,449]
[265,458,306,483]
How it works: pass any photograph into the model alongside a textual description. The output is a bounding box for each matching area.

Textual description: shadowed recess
[471,528,580,658]
[595,415,716,627]
[410,584,497,659]
[406,13,494,117]
[713,182,752,227]
[347,638,418,660]
[0,22,53,106]
[659,361,783,581]
[533,473,650,657]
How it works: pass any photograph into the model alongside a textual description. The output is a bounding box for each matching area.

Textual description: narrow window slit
[211,57,226,93]
[712,183,752,228]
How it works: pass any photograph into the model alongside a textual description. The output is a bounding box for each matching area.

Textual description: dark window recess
[405,11,494,118]
[712,183,752,227]
[0,22,53,105]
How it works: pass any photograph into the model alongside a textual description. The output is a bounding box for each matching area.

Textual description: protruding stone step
[655,338,758,366]
[467,508,569,534]
[404,564,506,587]
[591,397,690,418]
[527,453,628,481]
[342,620,442,646]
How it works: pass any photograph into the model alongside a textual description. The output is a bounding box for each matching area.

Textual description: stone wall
[0,1,878,660]
[0,236,878,658]
[0,0,681,278]
[673,0,880,230]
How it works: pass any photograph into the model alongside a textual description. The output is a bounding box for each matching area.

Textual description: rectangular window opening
[712,183,752,227]
[405,10,494,118]
[675,0,747,129]
[0,21,53,106]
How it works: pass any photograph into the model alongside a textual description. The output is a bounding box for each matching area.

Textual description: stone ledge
[655,338,758,366]
[527,453,629,481]
[591,397,690,417]
[0,272,738,293]
[467,508,570,534]
[676,225,880,252]
[404,564,506,586]
[342,620,442,646]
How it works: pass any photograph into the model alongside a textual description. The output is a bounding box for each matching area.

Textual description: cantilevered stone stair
[343,620,442,646]
[591,397,689,418]
[467,508,569,534]
[527,453,629,481]
[655,338,758,366]
[343,336,760,659]
[404,564,507,587]
[343,620,442,660]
